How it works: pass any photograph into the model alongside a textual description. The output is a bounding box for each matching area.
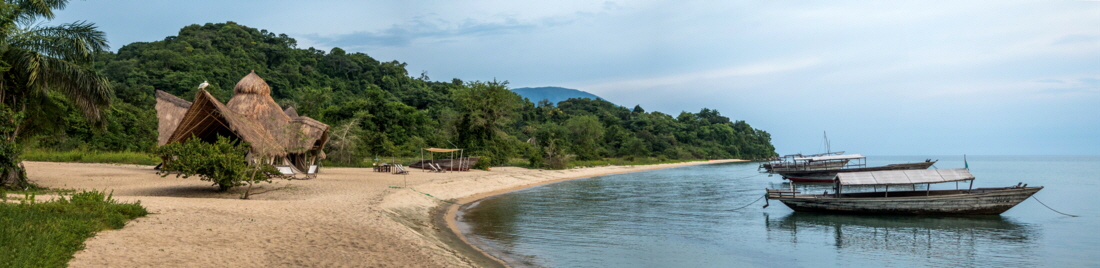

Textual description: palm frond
[12,20,108,62]
[11,0,68,24]
[6,47,110,121]
[34,55,110,121]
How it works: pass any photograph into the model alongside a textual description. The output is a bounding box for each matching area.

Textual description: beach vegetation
[0,190,147,267]
[154,136,280,192]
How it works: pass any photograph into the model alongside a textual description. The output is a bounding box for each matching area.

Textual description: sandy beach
[21,159,743,267]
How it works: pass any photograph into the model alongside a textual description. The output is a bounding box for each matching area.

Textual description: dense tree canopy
[31,22,776,167]
[1,0,114,188]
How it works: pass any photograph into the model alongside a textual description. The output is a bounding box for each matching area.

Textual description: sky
[52,1,1099,156]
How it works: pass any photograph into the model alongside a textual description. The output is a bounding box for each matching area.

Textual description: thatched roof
[155,90,192,145]
[285,116,330,154]
[227,71,296,151]
[232,70,271,95]
[284,106,299,117]
[167,90,287,157]
[157,71,330,160]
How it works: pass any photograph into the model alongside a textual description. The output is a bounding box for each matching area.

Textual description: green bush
[155,136,279,192]
[0,190,147,267]
[472,156,492,170]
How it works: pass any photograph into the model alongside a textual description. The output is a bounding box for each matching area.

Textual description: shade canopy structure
[837,168,975,186]
[424,148,461,153]
[156,71,330,172]
[413,147,475,171]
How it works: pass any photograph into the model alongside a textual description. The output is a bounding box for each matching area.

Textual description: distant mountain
[511,87,611,105]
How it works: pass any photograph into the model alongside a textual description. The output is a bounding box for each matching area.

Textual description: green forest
[22,22,776,168]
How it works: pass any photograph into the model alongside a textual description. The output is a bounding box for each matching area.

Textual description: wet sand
[20,159,743,267]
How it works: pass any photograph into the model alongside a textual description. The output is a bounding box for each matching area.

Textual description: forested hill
[32,22,776,167]
[512,87,609,106]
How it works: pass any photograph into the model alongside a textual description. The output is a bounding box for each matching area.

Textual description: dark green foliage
[155,136,279,192]
[471,155,492,170]
[27,92,157,153]
[531,122,570,169]
[0,190,147,267]
[0,104,27,189]
[21,149,160,166]
[36,21,774,169]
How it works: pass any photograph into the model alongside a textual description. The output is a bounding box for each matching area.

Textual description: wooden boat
[760,152,846,172]
[765,154,937,182]
[765,169,1041,215]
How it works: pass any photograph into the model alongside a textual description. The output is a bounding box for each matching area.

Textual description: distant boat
[759,151,846,172]
[763,154,937,182]
[765,169,1041,215]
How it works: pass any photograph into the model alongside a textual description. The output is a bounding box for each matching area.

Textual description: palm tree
[0,0,111,189]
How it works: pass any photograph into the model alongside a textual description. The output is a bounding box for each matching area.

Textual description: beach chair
[432,163,446,173]
[274,165,299,179]
[393,164,409,175]
[303,165,319,179]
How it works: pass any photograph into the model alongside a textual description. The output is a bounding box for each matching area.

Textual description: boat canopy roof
[837,168,974,186]
[794,154,864,161]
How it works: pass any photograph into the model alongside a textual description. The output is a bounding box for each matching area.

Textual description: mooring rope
[733,173,767,180]
[728,195,766,211]
[1031,195,1078,217]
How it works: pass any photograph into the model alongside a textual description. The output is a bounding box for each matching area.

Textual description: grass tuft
[0,190,148,267]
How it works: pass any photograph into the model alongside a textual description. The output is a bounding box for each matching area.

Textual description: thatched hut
[155,90,191,145]
[155,71,330,172]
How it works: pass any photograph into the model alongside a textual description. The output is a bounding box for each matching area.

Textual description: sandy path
[21,159,743,267]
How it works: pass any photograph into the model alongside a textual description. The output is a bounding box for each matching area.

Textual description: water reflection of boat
[764,212,1038,261]
[766,169,1041,215]
[766,212,1033,235]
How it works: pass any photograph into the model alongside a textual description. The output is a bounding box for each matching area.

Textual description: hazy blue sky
[53,1,1098,155]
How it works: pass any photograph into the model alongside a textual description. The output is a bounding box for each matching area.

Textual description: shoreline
[434,159,746,267]
[19,159,746,267]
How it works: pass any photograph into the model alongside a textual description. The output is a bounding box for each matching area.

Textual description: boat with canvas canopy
[765,169,1041,215]
[759,151,847,172]
[763,154,937,182]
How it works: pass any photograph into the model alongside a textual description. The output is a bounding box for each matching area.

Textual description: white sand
[21,159,743,267]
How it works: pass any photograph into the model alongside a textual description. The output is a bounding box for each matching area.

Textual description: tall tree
[0,0,111,188]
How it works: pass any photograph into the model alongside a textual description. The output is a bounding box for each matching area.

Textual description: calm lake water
[457,156,1100,267]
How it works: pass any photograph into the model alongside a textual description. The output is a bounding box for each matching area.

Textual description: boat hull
[769,186,1042,215]
[784,176,836,183]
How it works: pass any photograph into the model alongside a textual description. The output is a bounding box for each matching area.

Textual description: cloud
[582,58,821,92]
[304,16,546,48]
